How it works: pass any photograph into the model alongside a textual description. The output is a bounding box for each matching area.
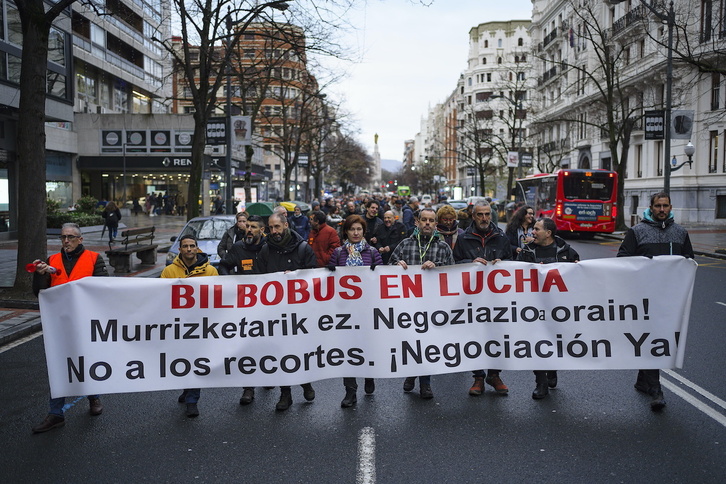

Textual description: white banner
[39,257,696,397]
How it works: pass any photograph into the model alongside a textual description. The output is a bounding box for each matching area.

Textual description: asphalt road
[1,236,725,483]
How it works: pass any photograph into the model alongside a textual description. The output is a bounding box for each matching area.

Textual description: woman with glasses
[505,205,535,257]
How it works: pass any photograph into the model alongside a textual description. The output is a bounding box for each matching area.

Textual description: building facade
[530,0,726,224]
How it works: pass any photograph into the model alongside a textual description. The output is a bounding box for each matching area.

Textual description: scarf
[344,240,366,266]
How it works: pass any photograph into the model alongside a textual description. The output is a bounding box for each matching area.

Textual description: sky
[320,0,535,165]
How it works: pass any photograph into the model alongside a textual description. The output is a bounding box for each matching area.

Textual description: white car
[420,195,433,206]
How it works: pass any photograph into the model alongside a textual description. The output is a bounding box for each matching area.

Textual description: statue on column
[374,133,379,145]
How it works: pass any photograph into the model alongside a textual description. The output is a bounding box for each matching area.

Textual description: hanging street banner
[39,257,696,398]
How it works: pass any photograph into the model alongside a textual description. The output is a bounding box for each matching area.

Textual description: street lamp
[670,141,695,172]
[225,1,290,214]
[610,0,675,193]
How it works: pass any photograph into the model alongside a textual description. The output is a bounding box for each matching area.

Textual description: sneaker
[239,388,255,405]
[469,377,485,396]
[403,377,416,392]
[486,374,509,394]
[89,397,103,416]
[650,391,666,411]
[32,414,65,433]
[186,403,199,417]
[301,383,315,401]
[177,390,188,403]
[364,378,375,395]
[419,384,434,399]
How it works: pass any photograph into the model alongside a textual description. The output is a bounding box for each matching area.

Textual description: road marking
[357,426,376,484]
[662,371,726,428]
[716,302,726,308]
[0,331,42,354]
[663,370,726,412]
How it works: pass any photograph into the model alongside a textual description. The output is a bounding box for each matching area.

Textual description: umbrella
[246,202,275,216]
[279,201,296,212]
[283,200,311,212]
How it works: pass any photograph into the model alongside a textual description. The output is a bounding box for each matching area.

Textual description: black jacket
[373,221,407,264]
[258,229,317,273]
[617,213,694,258]
[452,224,512,263]
[517,236,580,264]
[218,237,266,275]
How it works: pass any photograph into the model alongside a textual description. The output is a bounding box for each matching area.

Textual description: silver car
[165,215,236,267]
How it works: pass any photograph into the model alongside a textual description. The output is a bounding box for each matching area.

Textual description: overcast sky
[320,0,534,164]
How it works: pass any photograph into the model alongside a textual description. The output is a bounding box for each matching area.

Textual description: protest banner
[39,256,696,397]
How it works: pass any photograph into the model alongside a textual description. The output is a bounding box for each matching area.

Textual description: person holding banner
[31,223,108,433]
[161,234,219,418]
[258,213,318,411]
[330,215,384,408]
[517,217,579,400]
[390,207,454,399]
[452,201,512,397]
[617,192,694,411]
[218,215,266,405]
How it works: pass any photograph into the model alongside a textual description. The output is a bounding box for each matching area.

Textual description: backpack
[106,211,118,224]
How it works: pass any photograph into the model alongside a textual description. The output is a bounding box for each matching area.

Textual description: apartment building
[530,0,726,224]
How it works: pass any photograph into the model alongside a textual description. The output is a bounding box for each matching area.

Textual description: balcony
[612,4,647,37]
[538,65,558,86]
[543,27,558,48]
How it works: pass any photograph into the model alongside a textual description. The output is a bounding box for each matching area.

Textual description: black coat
[258,230,316,273]
[452,225,512,263]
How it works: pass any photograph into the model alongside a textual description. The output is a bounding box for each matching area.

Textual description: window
[48,28,66,66]
[482,57,487,65]
[701,0,713,42]
[486,73,491,82]
[484,40,489,48]
[518,37,524,46]
[656,140,663,176]
[709,130,718,172]
[711,73,720,110]
[635,144,642,177]
[498,39,502,47]
[6,4,21,47]
[717,195,726,218]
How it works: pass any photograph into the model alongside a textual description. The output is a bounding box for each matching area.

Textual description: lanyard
[418,234,434,261]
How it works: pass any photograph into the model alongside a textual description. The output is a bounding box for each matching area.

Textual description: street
[1,237,725,483]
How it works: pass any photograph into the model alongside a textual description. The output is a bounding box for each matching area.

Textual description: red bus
[514,169,618,236]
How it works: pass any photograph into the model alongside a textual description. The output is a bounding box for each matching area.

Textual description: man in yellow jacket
[161,234,218,417]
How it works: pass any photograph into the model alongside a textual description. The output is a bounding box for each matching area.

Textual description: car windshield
[180,219,233,240]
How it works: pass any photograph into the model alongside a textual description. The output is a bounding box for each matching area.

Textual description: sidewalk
[1,218,725,347]
[0,214,188,345]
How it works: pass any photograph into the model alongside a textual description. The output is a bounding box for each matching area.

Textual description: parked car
[165,215,236,267]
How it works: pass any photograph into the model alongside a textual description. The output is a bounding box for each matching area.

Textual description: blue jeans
[109,226,118,241]
[184,388,200,404]
[49,395,100,416]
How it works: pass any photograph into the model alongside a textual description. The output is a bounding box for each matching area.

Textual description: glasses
[59,235,80,240]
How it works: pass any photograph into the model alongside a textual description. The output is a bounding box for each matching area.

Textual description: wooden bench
[105,227,158,273]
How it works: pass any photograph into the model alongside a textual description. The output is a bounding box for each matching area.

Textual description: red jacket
[309,223,341,267]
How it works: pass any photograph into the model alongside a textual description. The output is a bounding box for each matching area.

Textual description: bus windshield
[562,172,615,201]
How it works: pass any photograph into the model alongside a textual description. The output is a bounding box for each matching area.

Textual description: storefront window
[46,181,72,209]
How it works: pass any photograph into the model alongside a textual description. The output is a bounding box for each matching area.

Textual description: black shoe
[89,397,103,416]
[301,383,315,401]
[239,388,255,405]
[547,371,558,389]
[32,414,65,433]
[419,384,434,399]
[341,388,357,408]
[186,403,199,417]
[364,378,375,395]
[403,377,416,392]
[532,382,549,400]
[177,390,188,403]
[650,391,666,411]
[276,390,292,411]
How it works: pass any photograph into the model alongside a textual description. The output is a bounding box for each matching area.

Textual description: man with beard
[161,234,219,418]
[308,210,341,267]
[258,213,318,411]
[218,215,266,405]
[363,200,384,245]
[452,201,512,397]
[31,223,108,433]
[389,208,454,399]
[373,210,407,265]
[617,192,694,411]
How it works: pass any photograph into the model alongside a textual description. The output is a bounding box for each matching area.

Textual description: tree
[13,0,82,296]
[326,134,372,194]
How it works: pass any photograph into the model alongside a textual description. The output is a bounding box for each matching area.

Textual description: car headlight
[166,252,177,264]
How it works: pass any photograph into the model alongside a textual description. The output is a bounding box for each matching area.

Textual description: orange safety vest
[49,250,99,286]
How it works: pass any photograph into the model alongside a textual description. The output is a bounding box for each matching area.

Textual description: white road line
[661,378,726,428]
[356,426,376,484]
[0,331,42,354]
[716,301,726,308]
[663,370,726,412]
